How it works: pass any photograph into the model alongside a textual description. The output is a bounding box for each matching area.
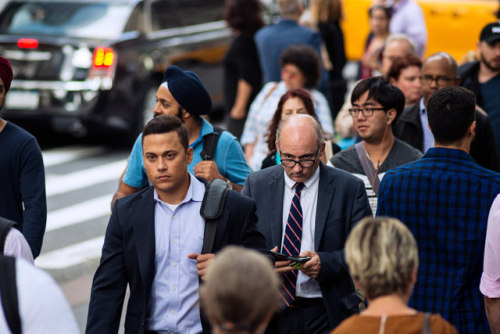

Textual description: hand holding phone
[270,251,311,269]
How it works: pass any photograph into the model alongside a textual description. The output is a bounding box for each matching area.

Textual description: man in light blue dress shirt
[87,115,266,334]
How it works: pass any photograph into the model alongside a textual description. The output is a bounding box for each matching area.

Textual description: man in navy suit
[255,0,329,98]
[87,115,266,334]
[242,114,372,333]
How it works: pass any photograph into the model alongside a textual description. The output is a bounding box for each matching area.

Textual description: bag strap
[422,312,432,334]
[200,126,223,161]
[0,217,18,255]
[0,255,22,334]
[200,179,230,254]
[355,142,381,196]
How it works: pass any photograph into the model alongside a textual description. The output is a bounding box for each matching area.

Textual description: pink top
[480,194,500,298]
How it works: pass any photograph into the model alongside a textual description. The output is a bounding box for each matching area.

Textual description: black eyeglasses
[348,107,386,118]
[420,75,455,85]
[280,147,321,168]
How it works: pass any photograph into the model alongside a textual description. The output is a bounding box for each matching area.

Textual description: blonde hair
[345,217,419,300]
[200,246,281,334]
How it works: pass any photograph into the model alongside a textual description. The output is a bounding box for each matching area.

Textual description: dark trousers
[265,297,332,334]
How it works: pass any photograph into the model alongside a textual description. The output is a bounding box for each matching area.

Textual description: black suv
[0,0,230,138]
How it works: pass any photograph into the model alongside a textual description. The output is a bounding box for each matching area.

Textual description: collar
[277,19,299,26]
[419,98,426,115]
[153,172,205,205]
[283,165,320,191]
[424,147,474,162]
[190,117,214,148]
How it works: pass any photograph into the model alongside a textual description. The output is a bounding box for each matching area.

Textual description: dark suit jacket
[394,103,500,172]
[242,163,372,328]
[86,186,267,334]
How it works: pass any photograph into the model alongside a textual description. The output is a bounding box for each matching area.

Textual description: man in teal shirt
[113,65,250,204]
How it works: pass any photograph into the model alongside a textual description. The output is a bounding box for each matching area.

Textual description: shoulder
[247,165,282,184]
[398,104,419,122]
[458,61,479,78]
[3,122,36,141]
[429,314,458,333]
[330,146,359,172]
[321,163,365,187]
[114,186,153,211]
[392,138,424,159]
[330,315,363,334]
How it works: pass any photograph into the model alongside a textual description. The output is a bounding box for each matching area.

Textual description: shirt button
[173,262,177,267]
[172,286,177,291]
[171,310,175,314]
[173,215,177,219]
[173,239,177,243]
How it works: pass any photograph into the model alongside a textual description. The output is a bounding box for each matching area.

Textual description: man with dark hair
[330,77,422,213]
[378,86,500,334]
[0,56,46,258]
[243,114,371,334]
[113,65,251,203]
[394,52,500,171]
[459,21,500,158]
[88,115,267,334]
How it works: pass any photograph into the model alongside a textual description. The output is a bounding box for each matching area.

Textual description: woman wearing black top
[223,0,264,139]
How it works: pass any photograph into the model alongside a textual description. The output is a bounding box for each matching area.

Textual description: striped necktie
[280,182,305,306]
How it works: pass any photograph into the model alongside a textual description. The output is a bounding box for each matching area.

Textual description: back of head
[277,0,303,17]
[0,56,13,93]
[345,217,419,300]
[351,76,405,119]
[223,0,264,35]
[280,45,321,89]
[162,65,212,117]
[426,86,476,145]
[384,34,416,56]
[142,114,189,150]
[310,0,342,23]
[200,246,280,334]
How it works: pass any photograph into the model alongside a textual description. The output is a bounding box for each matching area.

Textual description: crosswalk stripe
[43,146,106,167]
[35,236,104,270]
[46,194,112,232]
[46,159,127,196]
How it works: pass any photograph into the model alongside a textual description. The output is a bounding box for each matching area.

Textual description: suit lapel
[315,163,335,250]
[269,167,285,248]
[132,187,156,291]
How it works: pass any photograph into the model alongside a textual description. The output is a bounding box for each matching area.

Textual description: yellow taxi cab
[341,0,499,62]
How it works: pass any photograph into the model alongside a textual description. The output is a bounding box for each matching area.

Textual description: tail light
[17,38,39,49]
[89,47,117,90]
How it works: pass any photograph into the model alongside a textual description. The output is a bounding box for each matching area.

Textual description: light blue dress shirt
[419,98,434,153]
[123,117,251,187]
[146,173,205,334]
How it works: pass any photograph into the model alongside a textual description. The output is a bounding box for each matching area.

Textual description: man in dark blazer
[87,115,266,334]
[393,52,500,172]
[242,114,372,334]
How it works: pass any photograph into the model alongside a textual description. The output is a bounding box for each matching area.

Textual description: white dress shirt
[281,168,322,298]
[419,98,434,153]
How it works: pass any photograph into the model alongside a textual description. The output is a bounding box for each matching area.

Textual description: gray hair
[385,33,416,56]
[277,0,303,17]
[276,114,324,149]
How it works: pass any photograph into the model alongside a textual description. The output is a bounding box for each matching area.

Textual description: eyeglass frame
[420,74,456,86]
[348,107,386,118]
[279,146,321,168]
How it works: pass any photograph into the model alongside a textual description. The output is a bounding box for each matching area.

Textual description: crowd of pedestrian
[1,0,500,333]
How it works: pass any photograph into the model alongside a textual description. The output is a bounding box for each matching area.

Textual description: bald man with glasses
[242,114,371,334]
[394,52,500,172]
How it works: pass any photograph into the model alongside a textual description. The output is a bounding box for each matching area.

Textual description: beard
[480,52,500,72]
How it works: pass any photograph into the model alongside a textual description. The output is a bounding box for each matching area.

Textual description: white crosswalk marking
[36,236,105,270]
[43,146,106,167]
[46,159,127,196]
[46,193,112,232]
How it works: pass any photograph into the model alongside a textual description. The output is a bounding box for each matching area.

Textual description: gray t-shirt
[330,138,423,214]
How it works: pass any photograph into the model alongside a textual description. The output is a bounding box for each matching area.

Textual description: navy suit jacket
[255,19,322,83]
[242,163,372,328]
[86,186,267,334]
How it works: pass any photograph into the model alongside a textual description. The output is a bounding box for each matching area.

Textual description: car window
[124,2,145,33]
[177,0,224,26]
[0,2,131,39]
[150,0,183,30]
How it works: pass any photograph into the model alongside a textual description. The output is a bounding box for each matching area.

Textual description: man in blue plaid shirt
[377,86,500,333]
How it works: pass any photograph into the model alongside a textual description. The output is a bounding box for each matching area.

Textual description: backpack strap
[200,179,230,254]
[0,217,18,255]
[200,126,223,161]
[0,255,22,334]
[354,142,381,196]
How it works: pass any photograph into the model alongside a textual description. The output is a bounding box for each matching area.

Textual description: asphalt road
[36,133,131,333]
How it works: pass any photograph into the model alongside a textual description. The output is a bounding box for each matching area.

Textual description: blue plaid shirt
[377,147,500,334]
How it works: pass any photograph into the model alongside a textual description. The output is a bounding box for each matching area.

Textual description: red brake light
[17,38,39,49]
[92,47,115,68]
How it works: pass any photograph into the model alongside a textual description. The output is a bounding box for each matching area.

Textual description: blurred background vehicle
[342,0,499,62]
[0,0,231,140]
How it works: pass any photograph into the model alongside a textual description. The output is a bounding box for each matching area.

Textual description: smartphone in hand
[270,251,311,269]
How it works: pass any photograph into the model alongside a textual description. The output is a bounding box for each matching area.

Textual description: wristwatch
[225,178,233,190]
